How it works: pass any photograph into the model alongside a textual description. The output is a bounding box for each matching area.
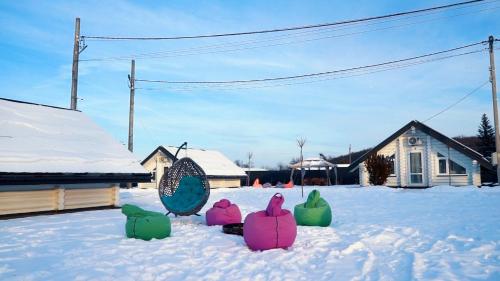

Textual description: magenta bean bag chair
[206,199,242,226]
[243,193,297,251]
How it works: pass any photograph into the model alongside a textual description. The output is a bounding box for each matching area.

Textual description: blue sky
[1,0,499,167]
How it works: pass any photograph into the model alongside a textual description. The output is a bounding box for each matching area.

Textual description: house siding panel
[430,138,475,186]
[358,125,482,187]
[0,185,118,216]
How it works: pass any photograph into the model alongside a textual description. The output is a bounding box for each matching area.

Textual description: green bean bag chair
[122,204,171,241]
[294,190,332,227]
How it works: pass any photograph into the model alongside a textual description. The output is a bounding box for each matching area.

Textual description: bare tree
[246,152,253,186]
[297,138,306,197]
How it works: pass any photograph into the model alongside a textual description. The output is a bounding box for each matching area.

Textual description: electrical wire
[80,3,500,62]
[135,48,487,92]
[82,0,487,40]
[134,42,486,85]
[423,81,490,122]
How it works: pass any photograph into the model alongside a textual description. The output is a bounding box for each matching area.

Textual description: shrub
[364,154,393,185]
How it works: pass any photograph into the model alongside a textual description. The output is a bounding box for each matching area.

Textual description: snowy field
[1,186,500,281]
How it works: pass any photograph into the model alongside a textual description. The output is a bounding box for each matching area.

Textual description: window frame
[437,152,448,175]
[448,159,467,175]
[152,168,157,182]
[436,152,467,176]
[388,154,396,176]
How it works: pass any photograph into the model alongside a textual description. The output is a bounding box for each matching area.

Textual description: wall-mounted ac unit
[408,137,422,146]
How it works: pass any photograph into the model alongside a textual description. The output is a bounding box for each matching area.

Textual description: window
[437,152,447,174]
[388,154,395,175]
[449,160,466,174]
[152,168,157,182]
[436,152,467,175]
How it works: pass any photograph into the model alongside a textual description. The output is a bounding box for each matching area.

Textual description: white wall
[139,151,173,189]
[360,127,482,187]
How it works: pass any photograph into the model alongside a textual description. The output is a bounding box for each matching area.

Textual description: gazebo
[289,157,338,186]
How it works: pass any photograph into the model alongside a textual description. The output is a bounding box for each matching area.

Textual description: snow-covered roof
[0,99,147,174]
[243,167,268,172]
[157,146,246,177]
[290,157,336,169]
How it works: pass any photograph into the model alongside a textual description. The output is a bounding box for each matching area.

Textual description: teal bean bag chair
[159,157,211,216]
[294,190,332,227]
[160,175,208,215]
[122,204,171,241]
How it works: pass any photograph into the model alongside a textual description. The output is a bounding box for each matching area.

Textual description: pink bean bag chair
[243,193,297,251]
[206,199,242,226]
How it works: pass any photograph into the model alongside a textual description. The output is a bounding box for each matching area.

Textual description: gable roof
[142,145,247,178]
[349,120,493,171]
[0,98,150,184]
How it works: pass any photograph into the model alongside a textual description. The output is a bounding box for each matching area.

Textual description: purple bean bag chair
[243,193,297,251]
[206,199,242,226]
[262,182,272,188]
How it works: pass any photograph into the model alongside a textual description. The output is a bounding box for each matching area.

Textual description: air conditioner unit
[408,137,422,146]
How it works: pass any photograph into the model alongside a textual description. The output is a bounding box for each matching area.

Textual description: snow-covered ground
[1,186,500,281]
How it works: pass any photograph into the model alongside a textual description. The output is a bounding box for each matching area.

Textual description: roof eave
[0,172,152,185]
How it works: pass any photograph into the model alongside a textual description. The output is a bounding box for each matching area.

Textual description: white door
[408,151,425,186]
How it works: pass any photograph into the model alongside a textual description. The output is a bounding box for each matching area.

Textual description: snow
[1,185,500,280]
[0,99,146,174]
[290,157,336,169]
[164,146,246,177]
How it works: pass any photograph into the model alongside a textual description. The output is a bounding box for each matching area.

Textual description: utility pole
[488,35,500,184]
[246,152,253,186]
[348,144,352,164]
[297,138,306,198]
[128,60,135,152]
[70,18,81,110]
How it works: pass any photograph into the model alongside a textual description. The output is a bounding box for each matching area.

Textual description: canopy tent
[289,157,338,186]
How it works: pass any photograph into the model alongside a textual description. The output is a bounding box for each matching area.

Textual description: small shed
[0,98,150,216]
[348,120,493,187]
[139,146,247,188]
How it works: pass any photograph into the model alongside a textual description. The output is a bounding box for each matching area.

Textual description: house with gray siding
[349,120,493,187]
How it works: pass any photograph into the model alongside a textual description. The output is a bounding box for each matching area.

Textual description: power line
[135,49,487,92]
[82,0,488,41]
[80,3,500,62]
[136,49,486,91]
[423,81,489,123]
[135,42,486,85]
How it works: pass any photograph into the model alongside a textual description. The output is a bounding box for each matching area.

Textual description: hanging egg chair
[158,142,210,216]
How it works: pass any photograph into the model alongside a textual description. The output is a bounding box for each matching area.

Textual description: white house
[0,98,150,216]
[349,120,493,187]
[139,146,247,189]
